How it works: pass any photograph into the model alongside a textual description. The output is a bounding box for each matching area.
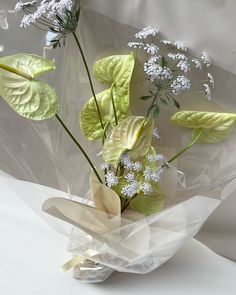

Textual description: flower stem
[167,128,203,164]
[72,32,104,131]
[111,83,118,125]
[55,114,103,184]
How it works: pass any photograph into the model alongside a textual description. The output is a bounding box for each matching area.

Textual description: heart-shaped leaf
[80,53,135,140]
[0,54,59,120]
[102,115,154,165]
[130,193,165,216]
[170,111,236,143]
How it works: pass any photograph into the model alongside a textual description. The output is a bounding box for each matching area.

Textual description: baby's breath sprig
[128,26,215,117]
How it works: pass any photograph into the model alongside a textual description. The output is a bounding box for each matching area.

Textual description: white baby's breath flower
[121,181,139,197]
[161,40,172,45]
[201,52,212,67]
[144,60,173,82]
[144,43,159,55]
[132,161,143,171]
[125,172,135,183]
[105,171,118,187]
[207,73,214,88]
[171,76,191,95]
[153,127,160,140]
[173,40,187,51]
[143,166,153,182]
[192,58,202,69]
[151,167,166,183]
[100,162,110,170]
[176,53,188,60]
[127,42,144,49]
[121,152,134,169]
[177,60,190,73]
[167,53,177,60]
[139,182,153,195]
[148,55,161,63]
[147,154,166,162]
[135,26,158,39]
[203,83,212,100]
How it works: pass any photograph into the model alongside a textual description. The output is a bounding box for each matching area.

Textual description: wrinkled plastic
[1,5,236,283]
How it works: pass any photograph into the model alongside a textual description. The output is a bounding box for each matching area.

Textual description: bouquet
[1,0,236,283]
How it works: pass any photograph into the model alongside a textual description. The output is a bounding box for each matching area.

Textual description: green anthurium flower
[80,53,135,140]
[130,192,165,216]
[102,115,154,166]
[0,53,59,120]
[170,110,236,143]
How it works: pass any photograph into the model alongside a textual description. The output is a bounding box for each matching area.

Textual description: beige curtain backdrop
[1,0,236,262]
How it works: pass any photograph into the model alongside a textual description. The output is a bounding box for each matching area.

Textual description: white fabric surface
[1,183,236,295]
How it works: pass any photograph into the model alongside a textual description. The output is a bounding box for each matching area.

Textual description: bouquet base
[73,259,114,283]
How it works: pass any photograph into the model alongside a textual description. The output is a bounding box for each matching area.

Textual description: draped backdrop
[0,0,236,263]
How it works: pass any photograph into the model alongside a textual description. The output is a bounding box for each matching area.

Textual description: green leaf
[160,98,168,105]
[172,97,180,109]
[170,110,236,143]
[153,104,160,117]
[130,193,165,216]
[102,115,154,165]
[80,53,135,140]
[0,54,59,120]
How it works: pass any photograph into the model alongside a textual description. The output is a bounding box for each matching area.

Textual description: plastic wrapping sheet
[1,2,236,280]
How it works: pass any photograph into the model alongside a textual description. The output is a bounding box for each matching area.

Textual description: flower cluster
[14,0,80,47]
[128,26,215,114]
[101,151,167,198]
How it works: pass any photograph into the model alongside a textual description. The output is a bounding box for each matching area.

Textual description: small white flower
[173,40,187,51]
[121,181,139,197]
[207,73,214,88]
[151,167,166,183]
[125,172,135,183]
[135,26,158,39]
[132,161,143,171]
[177,60,190,73]
[203,83,212,100]
[143,166,153,181]
[144,43,159,55]
[105,171,118,187]
[139,182,153,195]
[100,163,110,170]
[192,58,202,69]
[153,127,160,140]
[176,53,188,60]
[201,52,212,67]
[127,42,144,49]
[147,154,166,162]
[161,40,172,45]
[144,60,173,82]
[148,55,161,63]
[121,152,133,169]
[167,53,177,60]
[171,76,191,95]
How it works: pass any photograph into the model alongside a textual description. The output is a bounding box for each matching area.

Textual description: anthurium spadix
[0,54,59,120]
[170,110,236,143]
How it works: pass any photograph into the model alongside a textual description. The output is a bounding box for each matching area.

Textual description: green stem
[0,64,32,80]
[111,83,118,125]
[72,32,104,131]
[167,128,203,164]
[55,114,103,184]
